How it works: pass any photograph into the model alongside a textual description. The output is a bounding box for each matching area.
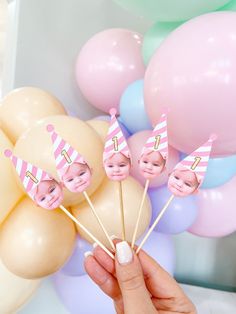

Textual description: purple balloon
[137,232,175,275]
[61,236,92,276]
[148,185,198,234]
[52,273,115,314]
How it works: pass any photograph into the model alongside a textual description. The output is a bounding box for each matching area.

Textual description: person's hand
[84,240,196,314]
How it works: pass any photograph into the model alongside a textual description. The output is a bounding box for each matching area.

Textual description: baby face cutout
[104,152,131,181]
[61,162,91,193]
[139,151,166,179]
[168,169,199,197]
[33,179,63,210]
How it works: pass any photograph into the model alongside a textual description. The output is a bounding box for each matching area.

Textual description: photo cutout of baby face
[60,162,92,193]
[104,152,131,181]
[139,151,166,179]
[168,169,199,197]
[33,179,63,210]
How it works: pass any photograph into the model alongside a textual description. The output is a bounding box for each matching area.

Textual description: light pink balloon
[76,29,145,113]
[127,130,179,187]
[144,12,236,157]
[188,175,236,237]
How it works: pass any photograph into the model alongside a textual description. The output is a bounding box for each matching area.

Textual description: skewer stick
[83,191,115,251]
[136,194,175,254]
[118,181,126,241]
[59,205,114,259]
[131,179,150,248]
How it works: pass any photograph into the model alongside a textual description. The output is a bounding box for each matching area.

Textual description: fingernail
[110,235,118,240]
[93,242,98,249]
[84,251,93,258]
[116,241,133,265]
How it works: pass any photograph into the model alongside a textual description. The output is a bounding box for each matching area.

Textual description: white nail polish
[93,242,98,249]
[110,235,118,240]
[84,251,93,258]
[116,241,133,265]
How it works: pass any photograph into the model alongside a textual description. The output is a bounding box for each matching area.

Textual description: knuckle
[120,270,144,291]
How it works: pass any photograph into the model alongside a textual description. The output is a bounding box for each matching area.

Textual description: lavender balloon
[148,185,198,234]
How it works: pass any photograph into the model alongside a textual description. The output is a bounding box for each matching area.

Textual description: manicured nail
[93,242,98,249]
[84,251,93,258]
[110,235,119,240]
[116,241,133,265]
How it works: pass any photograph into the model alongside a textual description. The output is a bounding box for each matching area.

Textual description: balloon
[61,236,92,277]
[119,80,152,133]
[127,131,179,188]
[72,177,151,248]
[14,115,105,207]
[142,22,182,65]
[52,272,115,314]
[144,12,236,157]
[0,129,24,224]
[0,258,40,313]
[0,87,66,143]
[188,175,236,237]
[75,28,145,113]
[0,197,76,279]
[137,232,175,275]
[114,0,230,22]
[148,185,198,234]
[193,153,236,189]
[218,0,236,11]
[87,119,109,142]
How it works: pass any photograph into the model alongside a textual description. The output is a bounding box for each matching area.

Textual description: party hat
[141,110,168,160]
[174,134,217,186]
[103,108,131,162]
[4,149,52,199]
[46,124,87,179]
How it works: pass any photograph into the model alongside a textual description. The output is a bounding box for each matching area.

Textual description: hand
[84,240,196,314]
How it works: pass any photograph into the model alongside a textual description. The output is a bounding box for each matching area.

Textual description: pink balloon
[188,175,236,237]
[76,29,145,113]
[127,131,179,187]
[144,12,236,157]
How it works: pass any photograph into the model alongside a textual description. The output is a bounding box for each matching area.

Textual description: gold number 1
[112,136,119,151]
[61,150,72,164]
[154,135,161,150]
[26,171,38,184]
[191,157,201,170]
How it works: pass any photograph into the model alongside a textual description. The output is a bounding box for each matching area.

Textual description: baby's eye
[185,182,192,187]
[79,172,86,176]
[49,186,55,193]
[143,160,148,164]
[119,163,126,167]
[153,163,160,167]
[108,165,113,168]
[40,196,46,202]
[67,178,74,182]
[174,176,179,180]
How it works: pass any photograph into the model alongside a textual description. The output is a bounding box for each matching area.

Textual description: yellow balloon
[0,87,66,143]
[72,177,151,248]
[87,119,109,142]
[14,115,105,206]
[0,129,24,224]
[0,197,76,279]
[0,258,40,313]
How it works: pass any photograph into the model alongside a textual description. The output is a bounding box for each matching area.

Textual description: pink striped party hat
[4,149,52,199]
[141,110,168,160]
[46,124,87,180]
[174,134,217,186]
[103,108,131,163]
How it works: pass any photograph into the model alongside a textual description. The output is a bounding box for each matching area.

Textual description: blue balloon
[119,79,152,134]
[148,185,198,234]
[180,152,236,189]
[61,236,92,276]
[137,232,175,275]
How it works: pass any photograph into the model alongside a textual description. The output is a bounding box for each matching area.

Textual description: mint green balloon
[114,0,231,21]
[218,0,236,11]
[142,22,182,65]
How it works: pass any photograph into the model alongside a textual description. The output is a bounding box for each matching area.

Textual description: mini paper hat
[4,149,52,199]
[141,110,168,160]
[103,108,131,162]
[46,124,87,179]
[173,134,217,186]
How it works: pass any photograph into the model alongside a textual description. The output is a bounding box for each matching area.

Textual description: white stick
[83,191,115,251]
[59,205,114,259]
[118,181,126,241]
[131,179,150,248]
[136,195,175,254]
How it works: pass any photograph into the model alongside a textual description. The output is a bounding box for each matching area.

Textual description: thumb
[115,241,157,314]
